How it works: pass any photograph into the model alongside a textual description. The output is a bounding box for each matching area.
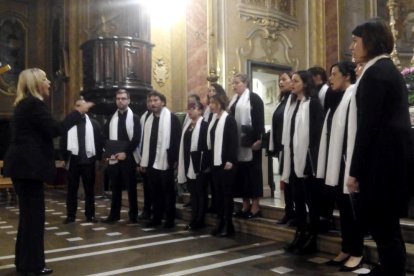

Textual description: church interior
[1,0,414,275]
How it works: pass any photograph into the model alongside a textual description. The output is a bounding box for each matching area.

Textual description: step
[134,185,414,272]
[173,198,414,272]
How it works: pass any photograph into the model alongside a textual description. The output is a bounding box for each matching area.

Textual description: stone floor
[0,188,411,276]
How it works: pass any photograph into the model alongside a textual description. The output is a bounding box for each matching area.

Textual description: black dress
[232,92,265,198]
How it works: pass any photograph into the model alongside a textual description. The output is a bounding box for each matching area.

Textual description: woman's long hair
[14,68,45,106]
[293,70,317,100]
[278,72,292,102]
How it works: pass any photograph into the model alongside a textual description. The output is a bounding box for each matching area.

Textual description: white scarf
[203,106,212,122]
[134,110,149,164]
[67,114,96,158]
[344,54,390,190]
[183,113,190,127]
[177,117,203,183]
[109,107,139,163]
[229,89,253,161]
[140,107,172,170]
[316,84,357,193]
[269,95,292,151]
[207,111,229,166]
[318,83,329,107]
[281,98,310,182]
[316,109,330,180]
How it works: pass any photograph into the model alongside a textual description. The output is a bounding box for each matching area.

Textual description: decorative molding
[153,57,169,87]
[237,0,298,40]
[236,27,299,71]
[387,0,401,68]
[207,68,219,83]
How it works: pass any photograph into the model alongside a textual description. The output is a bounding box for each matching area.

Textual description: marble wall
[186,0,209,104]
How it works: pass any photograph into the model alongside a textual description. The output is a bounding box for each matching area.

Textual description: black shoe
[127,218,138,224]
[219,224,235,237]
[101,217,120,224]
[247,210,261,219]
[277,215,293,225]
[183,202,191,208]
[20,267,54,275]
[138,211,151,220]
[359,265,383,276]
[184,222,199,231]
[145,220,162,227]
[234,209,249,218]
[210,222,224,236]
[86,217,98,223]
[63,217,75,224]
[163,221,175,229]
[287,218,298,227]
[284,230,306,253]
[295,233,317,255]
[36,267,53,275]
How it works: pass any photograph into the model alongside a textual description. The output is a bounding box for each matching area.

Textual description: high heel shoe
[247,210,261,219]
[339,257,363,272]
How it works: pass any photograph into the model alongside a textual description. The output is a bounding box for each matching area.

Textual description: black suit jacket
[4,96,83,182]
[250,92,265,142]
[60,116,104,163]
[350,58,413,217]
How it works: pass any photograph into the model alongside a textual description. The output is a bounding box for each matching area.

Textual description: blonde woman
[4,68,92,275]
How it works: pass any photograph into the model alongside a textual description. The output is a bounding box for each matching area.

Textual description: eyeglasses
[116,97,129,101]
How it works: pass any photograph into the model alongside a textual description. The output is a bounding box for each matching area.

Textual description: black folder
[103,140,128,158]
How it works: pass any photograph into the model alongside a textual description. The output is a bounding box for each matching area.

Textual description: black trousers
[148,168,175,223]
[212,166,235,225]
[66,161,95,219]
[336,189,364,256]
[140,171,152,213]
[13,179,45,272]
[283,182,295,218]
[290,173,320,233]
[107,157,138,220]
[368,209,406,276]
[205,172,216,210]
[320,184,336,220]
[187,174,208,225]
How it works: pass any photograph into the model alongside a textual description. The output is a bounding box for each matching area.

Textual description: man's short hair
[116,89,130,99]
[147,90,167,104]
